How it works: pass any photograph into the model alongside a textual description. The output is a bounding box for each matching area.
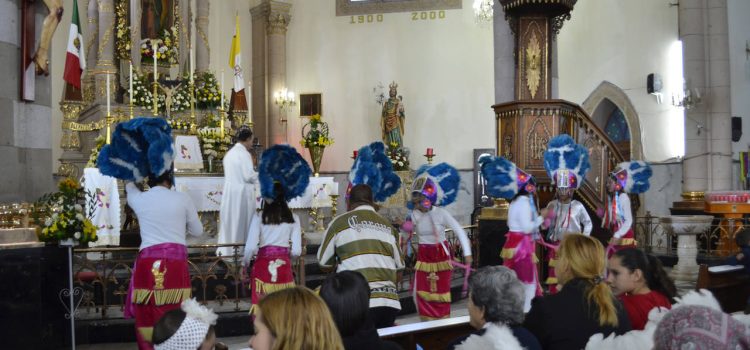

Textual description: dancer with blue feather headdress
[402,162,472,320]
[317,141,405,328]
[541,134,593,294]
[480,154,546,312]
[603,160,652,256]
[98,117,204,349]
[241,144,311,314]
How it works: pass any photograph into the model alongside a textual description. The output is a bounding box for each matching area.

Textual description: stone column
[250,1,291,147]
[129,0,141,69]
[96,0,116,105]
[706,0,732,191]
[195,0,209,73]
[678,0,709,208]
[84,0,99,103]
[493,7,514,104]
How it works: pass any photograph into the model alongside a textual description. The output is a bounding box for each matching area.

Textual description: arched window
[604,108,630,143]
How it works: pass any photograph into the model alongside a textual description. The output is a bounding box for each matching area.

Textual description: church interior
[1,0,750,349]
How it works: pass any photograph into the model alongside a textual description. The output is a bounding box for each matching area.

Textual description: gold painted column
[84,0,99,103]
[251,1,292,146]
[96,0,116,105]
[57,102,86,178]
[195,0,210,73]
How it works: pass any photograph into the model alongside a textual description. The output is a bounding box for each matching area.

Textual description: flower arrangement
[130,72,191,113]
[33,178,98,244]
[86,134,106,168]
[197,113,232,161]
[115,0,131,60]
[194,72,223,109]
[140,26,179,64]
[387,143,410,171]
[300,114,334,148]
[166,117,195,132]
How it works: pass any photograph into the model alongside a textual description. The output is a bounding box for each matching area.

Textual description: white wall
[284,0,494,171]
[557,0,684,162]
[729,0,750,159]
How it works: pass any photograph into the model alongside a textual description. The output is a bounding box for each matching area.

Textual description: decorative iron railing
[72,225,479,321]
[634,212,740,257]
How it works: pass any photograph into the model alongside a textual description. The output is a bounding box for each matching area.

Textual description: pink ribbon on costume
[536,239,559,251]
[124,243,188,319]
[450,259,474,298]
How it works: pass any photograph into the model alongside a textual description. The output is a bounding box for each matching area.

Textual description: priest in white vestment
[217,127,258,257]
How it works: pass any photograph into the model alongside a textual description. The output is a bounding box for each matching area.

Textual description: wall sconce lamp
[671,84,702,110]
[274,88,295,124]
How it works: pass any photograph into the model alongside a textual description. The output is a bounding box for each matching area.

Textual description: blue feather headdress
[258,145,312,201]
[97,117,174,182]
[479,155,535,199]
[349,141,402,202]
[543,134,591,189]
[411,162,460,207]
[611,161,652,194]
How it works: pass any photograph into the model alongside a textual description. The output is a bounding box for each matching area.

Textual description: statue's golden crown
[389,81,398,90]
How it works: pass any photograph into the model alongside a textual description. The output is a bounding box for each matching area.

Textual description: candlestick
[129,62,134,119]
[106,73,111,116]
[426,147,434,156]
[352,150,358,159]
[153,42,158,81]
[220,115,225,138]
[189,48,194,84]
[220,70,225,110]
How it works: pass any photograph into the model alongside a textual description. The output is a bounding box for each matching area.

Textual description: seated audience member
[725,228,750,273]
[586,289,750,349]
[152,299,218,350]
[448,266,541,350]
[250,286,344,350]
[524,234,631,350]
[653,305,750,350]
[319,271,402,350]
[607,248,676,330]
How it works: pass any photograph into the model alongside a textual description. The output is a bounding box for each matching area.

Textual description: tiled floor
[77,298,470,349]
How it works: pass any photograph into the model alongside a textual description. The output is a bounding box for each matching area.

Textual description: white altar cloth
[175,175,338,212]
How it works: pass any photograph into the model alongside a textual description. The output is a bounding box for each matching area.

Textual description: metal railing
[71,225,479,321]
[634,212,741,257]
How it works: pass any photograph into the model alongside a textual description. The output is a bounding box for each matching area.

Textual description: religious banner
[84,168,121,247]
[174,135,204,171]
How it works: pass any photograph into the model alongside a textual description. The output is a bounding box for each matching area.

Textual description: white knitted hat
[154,299,218,350]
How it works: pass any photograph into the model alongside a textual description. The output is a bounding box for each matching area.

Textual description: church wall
[282,0,495,171]
[0,1,53,202]
[728,0,750,188]
[557,0,685,214]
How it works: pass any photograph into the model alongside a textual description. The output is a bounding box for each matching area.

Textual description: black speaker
[647,73,662,94]
[732,116,742,142]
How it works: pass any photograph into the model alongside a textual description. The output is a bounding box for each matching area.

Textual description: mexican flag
[63,0,86,89]
[229,15,244,92]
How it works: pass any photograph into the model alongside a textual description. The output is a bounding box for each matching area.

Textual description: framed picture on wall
[473,148,496,208]
[300,93,322,117]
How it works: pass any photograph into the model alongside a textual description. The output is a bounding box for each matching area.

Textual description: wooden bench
[378,316,474,349]
[696,264,750,313]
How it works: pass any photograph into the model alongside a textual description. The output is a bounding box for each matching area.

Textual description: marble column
[129,0,141,69]
[195,0,209,73]
[679,0,709,205]
[96,0,116,105]
[251,1,292,147]
[84,0,99,103]
[706,0,732,191]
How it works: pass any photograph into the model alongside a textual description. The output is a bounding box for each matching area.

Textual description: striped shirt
[317,205,405,309]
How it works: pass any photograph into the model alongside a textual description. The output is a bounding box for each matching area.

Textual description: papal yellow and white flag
[229,15,244,93]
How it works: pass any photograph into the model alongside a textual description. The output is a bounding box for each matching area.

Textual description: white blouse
[411,206,472,257]
[243,213,302,260]
[507,195,544,234]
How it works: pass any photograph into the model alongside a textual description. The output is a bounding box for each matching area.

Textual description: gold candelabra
[330,194,340,217]
[152,80,159,116]
[424,154,436,164]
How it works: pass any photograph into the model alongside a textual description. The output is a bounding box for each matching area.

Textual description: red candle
[352,150,358,159]
[426,148,434,156]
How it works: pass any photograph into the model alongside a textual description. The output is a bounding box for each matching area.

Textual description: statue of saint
[381,82,405,149]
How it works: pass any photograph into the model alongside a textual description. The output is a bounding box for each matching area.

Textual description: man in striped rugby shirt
[317,184,405,329]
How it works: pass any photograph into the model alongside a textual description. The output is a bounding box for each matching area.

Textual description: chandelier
[473,0,494,23]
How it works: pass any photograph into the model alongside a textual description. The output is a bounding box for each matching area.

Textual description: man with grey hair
[448,266,542,350]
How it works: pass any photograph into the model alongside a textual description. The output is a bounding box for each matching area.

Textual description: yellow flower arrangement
[300,114,334,148]
[33,178,98,244]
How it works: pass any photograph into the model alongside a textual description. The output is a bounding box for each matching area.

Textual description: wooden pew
[378,316,474,349]
[696,264,750,313]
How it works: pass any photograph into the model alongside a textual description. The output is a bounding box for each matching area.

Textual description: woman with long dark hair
[607,248,676,330]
